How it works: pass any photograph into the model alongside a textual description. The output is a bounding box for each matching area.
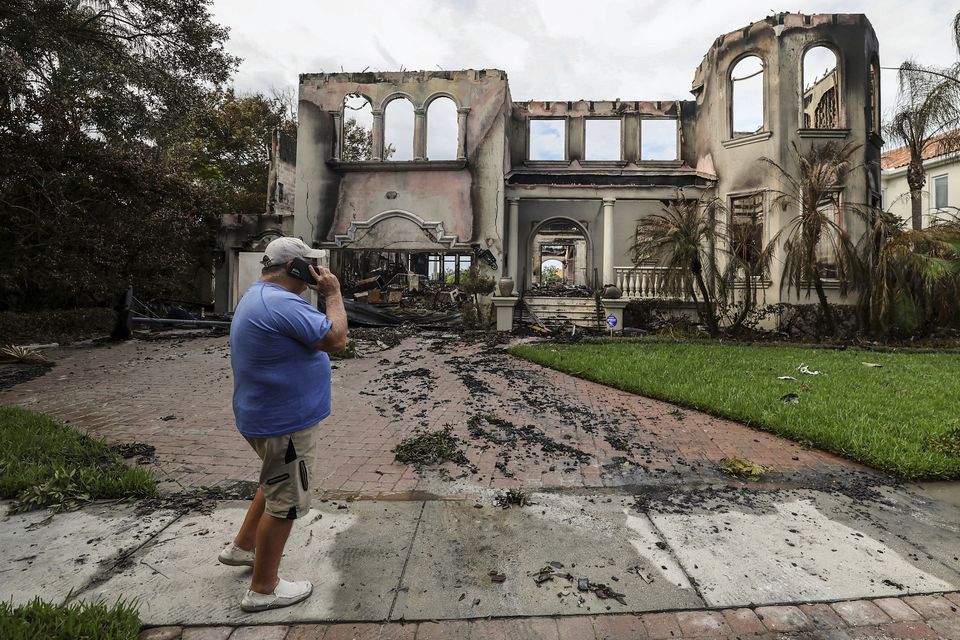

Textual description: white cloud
[211,0,959,143]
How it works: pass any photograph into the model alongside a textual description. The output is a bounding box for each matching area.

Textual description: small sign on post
[606,314,617,336]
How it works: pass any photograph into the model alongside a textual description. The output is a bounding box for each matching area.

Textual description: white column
[602,198,615,285]
[457,107,471,160]
[330,111,342,161]
[413,108,426,160]
[371,109,384,161]
[508,197,520,282]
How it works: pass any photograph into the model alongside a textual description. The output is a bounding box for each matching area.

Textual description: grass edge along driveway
[509,340,960,480]
[0,406,157,512]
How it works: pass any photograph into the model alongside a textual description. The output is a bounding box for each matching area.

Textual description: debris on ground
[529,565,626,605]
[626,564,654,583]
[797,363,822,376]
[0,361,54,390]
[526,283,594,298]
[530,564,574,585]
[1,344,53,365]
[329,339,357,360]
[393,426,472,470]
[488,570,507,583]
[110,442,156,465]
[466,412,592,477]
[862,362,883,368]
[777,375,797,381]
[927,426,960,456]
[718,457,771,481]
[493,488,532,508]
[780,393,800,405]
[135,481,259,516]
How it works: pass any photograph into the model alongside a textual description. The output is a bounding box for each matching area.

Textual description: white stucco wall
[882,153,960,228]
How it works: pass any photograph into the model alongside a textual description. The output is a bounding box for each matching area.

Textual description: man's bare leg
[234,488,265,551]
[249,513,295,594]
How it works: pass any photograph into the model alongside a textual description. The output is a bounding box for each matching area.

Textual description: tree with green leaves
[762,141,862,335]
[886,11,960,230]
[182,87,297,217]
[0,0,237,310]
[541,264,562,284]
[340,118,394,161]
[886,72,960,231]
[857,206,960,335]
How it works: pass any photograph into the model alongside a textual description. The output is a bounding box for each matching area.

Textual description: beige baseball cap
[261,237,325,267]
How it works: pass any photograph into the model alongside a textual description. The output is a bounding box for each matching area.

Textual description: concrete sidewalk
[3,333,960,638]
[3,480,958,630]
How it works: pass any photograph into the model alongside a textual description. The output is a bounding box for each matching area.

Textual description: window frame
[800,43,844,131]
[932,174,949,211]
[382,94,417,162]
[340,92,375,162]
[424,93,460,161]
[527,117,569,163]
[583,117,624,163]
[639,117,680,162]
[728,191,767,277]
[728,53,767,140]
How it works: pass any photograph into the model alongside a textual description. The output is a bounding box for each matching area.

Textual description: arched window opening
[341,94,373,161]
[731,56,764,137]
[803,47,840,129]
[531,219,588,287]
[384,97,414,161]
[426,97,458,160]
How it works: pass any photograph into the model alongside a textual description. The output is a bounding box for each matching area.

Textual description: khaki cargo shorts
[244,423,319,520]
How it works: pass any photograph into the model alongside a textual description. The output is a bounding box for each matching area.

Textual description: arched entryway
[528,217,591,287]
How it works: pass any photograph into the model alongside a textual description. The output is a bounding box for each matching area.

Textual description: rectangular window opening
[730,193,765,274]
[933,175,948,210]
[584,119,622,161]
[528,119,566,161]
[815,193,842,278]
[641,119,678,161]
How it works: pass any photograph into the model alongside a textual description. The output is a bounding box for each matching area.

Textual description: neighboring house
[881,131,960,229]
[217,13,883,325]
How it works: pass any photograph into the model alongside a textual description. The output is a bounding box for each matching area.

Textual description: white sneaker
[241,578,313,612]
[218,543,255,567]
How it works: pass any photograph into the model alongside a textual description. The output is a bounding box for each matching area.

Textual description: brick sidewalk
[1,333,869,497]
[140,592,960,639]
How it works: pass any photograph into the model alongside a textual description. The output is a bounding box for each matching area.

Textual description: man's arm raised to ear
[308,265,348,353]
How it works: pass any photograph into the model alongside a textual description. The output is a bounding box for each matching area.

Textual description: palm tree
[631,191,722,337]
[762,141,862,335]
[859,210,960,334]
[886,69,960,230]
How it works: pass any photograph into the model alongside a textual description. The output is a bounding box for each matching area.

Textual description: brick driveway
[1,332,867,496]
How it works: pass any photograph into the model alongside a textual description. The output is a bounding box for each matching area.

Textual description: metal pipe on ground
[130,317,232,328]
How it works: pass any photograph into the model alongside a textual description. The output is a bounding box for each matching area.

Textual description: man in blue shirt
[218,236,347,612]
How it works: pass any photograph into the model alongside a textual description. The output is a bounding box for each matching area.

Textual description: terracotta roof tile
[882,130,960,170]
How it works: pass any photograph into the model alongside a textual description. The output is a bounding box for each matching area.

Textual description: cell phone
[287,257,317,284]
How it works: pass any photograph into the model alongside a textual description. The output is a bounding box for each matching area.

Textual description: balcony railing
[614,265,692,300]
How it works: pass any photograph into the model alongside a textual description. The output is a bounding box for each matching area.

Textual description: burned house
[218,12,882,328]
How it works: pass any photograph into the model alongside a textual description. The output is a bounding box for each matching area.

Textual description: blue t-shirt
[230,281,333,438]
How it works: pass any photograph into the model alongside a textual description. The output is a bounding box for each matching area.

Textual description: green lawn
[509,340,960,480]
[0,597,140,640]
[0,406,158,512]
